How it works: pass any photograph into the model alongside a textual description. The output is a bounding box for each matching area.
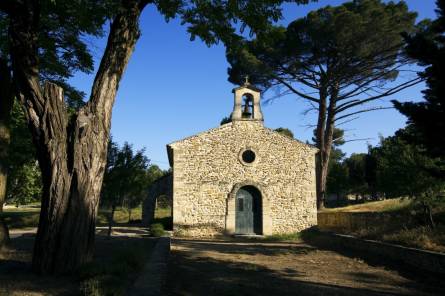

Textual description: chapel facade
[143,81,318,236]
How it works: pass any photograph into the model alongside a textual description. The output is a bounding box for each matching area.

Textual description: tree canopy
[226,0,420,208]
[0,0,314,273]
[393,0,445,177]
[370,127,444,227]
[274,127,294,138]
[102,141,152,229]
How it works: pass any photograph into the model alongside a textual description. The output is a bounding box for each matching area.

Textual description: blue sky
[69,0,437,169]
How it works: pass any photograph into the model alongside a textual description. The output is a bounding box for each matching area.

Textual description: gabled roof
[166,122,317,166]
[232,84,262,93]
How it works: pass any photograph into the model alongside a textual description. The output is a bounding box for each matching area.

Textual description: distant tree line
[327,125,444,228]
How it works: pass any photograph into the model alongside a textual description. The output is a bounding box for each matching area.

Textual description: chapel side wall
[172,121,317,237]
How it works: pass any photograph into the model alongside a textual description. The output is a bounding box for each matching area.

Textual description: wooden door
[235,188,254,234]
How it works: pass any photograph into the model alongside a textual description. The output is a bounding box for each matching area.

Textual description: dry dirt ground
[165,238,445,296]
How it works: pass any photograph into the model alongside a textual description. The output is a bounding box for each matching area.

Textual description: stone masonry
[145,81,318,237]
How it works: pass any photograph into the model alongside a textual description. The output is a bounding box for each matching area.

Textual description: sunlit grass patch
[263,232,302,242]
[322,198,413,213]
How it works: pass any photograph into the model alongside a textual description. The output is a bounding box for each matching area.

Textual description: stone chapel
[143,81,318,236]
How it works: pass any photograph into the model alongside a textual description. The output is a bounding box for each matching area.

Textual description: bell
[242,100,252,118]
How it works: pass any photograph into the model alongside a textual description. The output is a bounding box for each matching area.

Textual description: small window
[238,198,244,211]
[242,150,256,163]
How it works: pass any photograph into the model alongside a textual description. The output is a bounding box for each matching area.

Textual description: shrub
[150,223,165,237]
[264,232,302,241]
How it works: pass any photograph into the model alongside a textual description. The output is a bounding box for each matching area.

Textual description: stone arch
[142,173,173,226]
[225,181,272,235]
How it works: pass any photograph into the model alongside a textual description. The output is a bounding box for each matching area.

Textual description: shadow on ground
[165,237,445,296]
[173,238,316,257]
[0,229,157,295]
[299,228,445,290]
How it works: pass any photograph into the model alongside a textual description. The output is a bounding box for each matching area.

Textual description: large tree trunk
[315,86,338,210]
[0,57,13,250]
[8,0,144,274]
[315,88,327,209]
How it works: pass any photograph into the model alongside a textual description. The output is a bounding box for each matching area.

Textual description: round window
[242,150,256,163]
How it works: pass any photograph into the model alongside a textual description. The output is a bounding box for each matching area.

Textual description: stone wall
[310,232,445,275]
[169,120,317,236]
[317,212,407,233]
[142,174,173,226]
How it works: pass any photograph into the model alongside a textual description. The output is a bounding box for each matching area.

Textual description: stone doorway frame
[225,181,272,235]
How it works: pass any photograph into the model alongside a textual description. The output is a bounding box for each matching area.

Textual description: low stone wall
[310,232,445,275]
[317,211,406,232]
[129,237,171,296]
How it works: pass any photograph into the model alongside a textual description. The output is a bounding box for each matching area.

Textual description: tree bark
[8,0,145,274]
[315,87,327,209]
[0,57,13,249]
[423,202,436,229]
[315,85,338,210]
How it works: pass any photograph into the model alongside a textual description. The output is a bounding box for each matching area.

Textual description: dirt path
[165,238,445,296]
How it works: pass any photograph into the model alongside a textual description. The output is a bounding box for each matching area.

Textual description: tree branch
[274,76,320,103]
[86,0,146,124]
[334,107,394,122]
[334,77,423,114]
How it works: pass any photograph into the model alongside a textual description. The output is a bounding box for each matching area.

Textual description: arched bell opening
[241,93,254,119]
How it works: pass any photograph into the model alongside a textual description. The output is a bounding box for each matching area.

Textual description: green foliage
[169,0,313,46]
[371,128,444,205]
[146,164,166,187]
[7,163,41,206]
[362,127,444,227]
[220,116,232,125]
[0,0,115,107]
[345,153,369,197]
[326,161,349,199]
[150,223,165,237]
[227,2,419,206]
[227,0,417,91]
[393,0,445,167]
[102,141,151,212]
[264,232,301,241]
[6,103,41,206]
[274,127,294,138]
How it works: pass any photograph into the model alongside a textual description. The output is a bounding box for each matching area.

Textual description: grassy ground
[322,198,413,213]
[0,204,171,229]
[1,204,173,231]
[320,198,445,253]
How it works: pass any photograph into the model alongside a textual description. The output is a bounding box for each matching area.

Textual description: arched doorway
[235,186,262,234]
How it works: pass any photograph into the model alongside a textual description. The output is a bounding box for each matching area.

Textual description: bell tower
[230,76,264,122]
